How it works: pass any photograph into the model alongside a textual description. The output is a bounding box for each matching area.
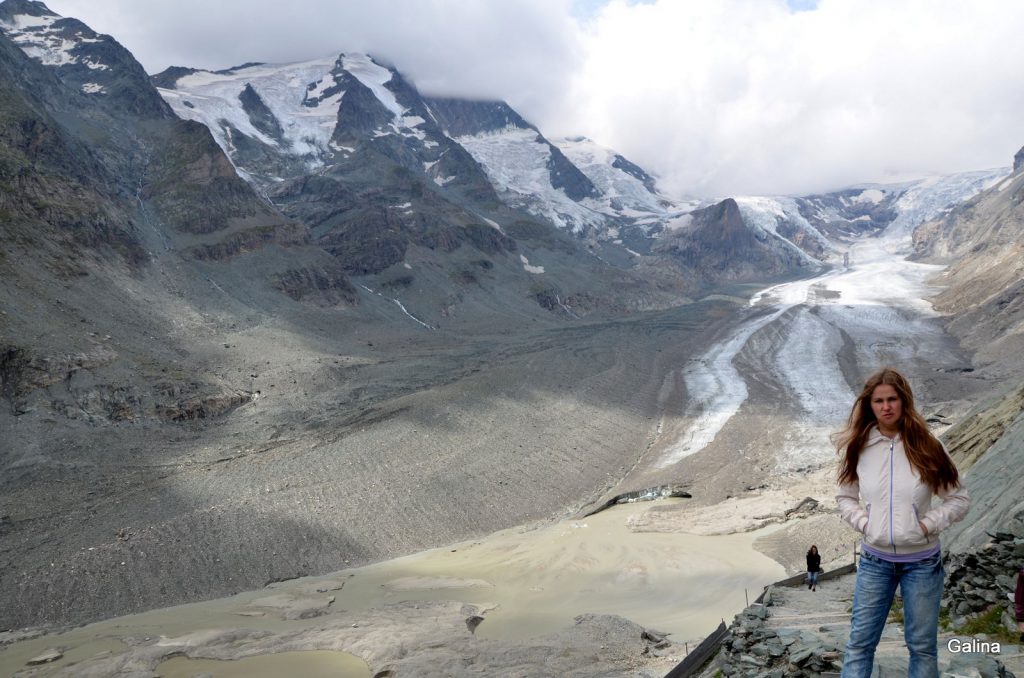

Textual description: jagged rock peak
[0,0,54,20]
[0,0,172,117]
[1014,144,1024,173]
[150,66,200,89]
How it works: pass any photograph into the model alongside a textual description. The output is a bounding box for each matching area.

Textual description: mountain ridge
[2,0,1022,643]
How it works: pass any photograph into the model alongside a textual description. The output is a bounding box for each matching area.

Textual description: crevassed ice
[458,128,604,233]
[163,57,340,164]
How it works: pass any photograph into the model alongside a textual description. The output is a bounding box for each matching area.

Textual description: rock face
[0,0,171,118]
[0,1,719,633]
[942,383,1024,551]
[912,162,1024,376]
[654,198,813,289]
[907,153,1024,548]
[0,5,329,424]
[4,1,1021,653]
[421,97,600,201]
[155,54,688,260]
[793,185,902,238]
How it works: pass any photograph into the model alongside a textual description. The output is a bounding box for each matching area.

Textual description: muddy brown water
[0,501,786,676]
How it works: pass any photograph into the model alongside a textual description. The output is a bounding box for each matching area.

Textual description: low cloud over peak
[43,0,1024,198]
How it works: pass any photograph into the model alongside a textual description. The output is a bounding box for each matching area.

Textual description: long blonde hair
[836,367,959,492]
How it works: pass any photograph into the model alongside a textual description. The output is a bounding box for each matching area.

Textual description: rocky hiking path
[697,570,1024,677]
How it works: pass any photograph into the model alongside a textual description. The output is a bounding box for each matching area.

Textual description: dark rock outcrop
[611,152,658,194]
[944,533,1024,633]
[239,83,286,144]
[149,65,199,89]
[911,159,1024,376]
[656,198,807,288]
[795,187,901,238]
[272,265,358,306]
[546,141,600,201]
[423,97,535,137]
[186,222,311,260]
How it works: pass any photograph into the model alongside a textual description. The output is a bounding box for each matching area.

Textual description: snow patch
[520,255,545,274]
[662,214,694,232]
[342,53,404,118]
[477,215,504,232]
[1,13,59,30]
[81,83,105,94]
[0,13,102,69]
[458,128,601,234]
[357,284,433,330]
[852,189,885,204]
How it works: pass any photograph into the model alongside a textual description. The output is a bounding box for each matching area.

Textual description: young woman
[807,545,821,591]
[836,368,970,678]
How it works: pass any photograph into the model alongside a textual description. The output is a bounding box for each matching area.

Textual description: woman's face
[870,384,903,430]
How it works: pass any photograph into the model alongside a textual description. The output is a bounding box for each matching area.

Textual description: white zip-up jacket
[836,428,970,556]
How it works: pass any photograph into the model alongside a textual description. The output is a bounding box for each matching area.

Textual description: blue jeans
[841,550,944,678]
[808,570,819,587]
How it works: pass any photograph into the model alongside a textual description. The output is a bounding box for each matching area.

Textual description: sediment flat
[0,296,742,631]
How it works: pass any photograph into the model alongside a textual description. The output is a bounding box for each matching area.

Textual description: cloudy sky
[43,0,1024,198]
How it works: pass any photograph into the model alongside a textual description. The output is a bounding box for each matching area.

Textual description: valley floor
[0,223,1008,675]
[0,290,751,632]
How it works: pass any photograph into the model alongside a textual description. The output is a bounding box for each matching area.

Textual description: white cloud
[40,0,1024,198]
[560,0,1024,197]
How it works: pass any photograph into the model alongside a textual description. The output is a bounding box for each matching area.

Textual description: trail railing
[661,562,855,678]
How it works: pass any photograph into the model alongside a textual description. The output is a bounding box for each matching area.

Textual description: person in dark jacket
[807,545,821,591]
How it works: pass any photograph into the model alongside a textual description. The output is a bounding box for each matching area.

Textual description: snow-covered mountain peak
[0,0,107,73]
[157,53,447,179]
[456,126,692,239]
[340,53,404,118]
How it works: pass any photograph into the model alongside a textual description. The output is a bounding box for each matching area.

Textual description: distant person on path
[1015,566,1024,642]
[807,545,821,591]
[835,367,970,678]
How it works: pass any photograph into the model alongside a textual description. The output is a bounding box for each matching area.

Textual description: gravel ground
[0,288,743,630]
